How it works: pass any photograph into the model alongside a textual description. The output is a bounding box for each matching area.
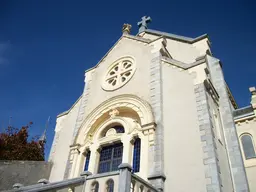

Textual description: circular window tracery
[102,57,136,91]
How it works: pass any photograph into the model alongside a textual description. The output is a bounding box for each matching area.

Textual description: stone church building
[11,17,256,192]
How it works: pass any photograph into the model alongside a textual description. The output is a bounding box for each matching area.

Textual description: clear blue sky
[0,0,255,160]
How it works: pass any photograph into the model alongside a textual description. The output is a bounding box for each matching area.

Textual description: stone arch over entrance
[74,94,155,145]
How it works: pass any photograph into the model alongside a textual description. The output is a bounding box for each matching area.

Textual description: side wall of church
[236,119,256,192]
[49,98,81,182]
[83,38,152,118]
[161,63,207,192]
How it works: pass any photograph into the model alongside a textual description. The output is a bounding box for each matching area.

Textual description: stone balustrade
[131,174,158,192]
[6,164,159,192]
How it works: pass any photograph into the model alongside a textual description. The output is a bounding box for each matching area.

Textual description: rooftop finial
[137,16,152,33]
[249,87,256,110]
[122,23,132,35]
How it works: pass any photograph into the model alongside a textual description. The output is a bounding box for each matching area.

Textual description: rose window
[102,57,136,91]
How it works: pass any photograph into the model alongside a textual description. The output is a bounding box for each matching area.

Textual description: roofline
[138,29,209,44]
[57,95,82,118]
[225,82,238,109]
[162,56,206,70]
[233,105,255,120]
[234,114,255,122]
[84,34,150,74]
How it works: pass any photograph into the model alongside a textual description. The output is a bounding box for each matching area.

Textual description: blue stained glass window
[132,138,141,173]
[113,125,125,133]
[84,150,91,171]
[106,179,114,192]
[98,143,123,173]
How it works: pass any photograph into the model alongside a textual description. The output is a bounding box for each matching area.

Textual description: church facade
[47,17,253,192]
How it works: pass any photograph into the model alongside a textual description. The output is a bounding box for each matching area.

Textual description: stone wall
[0,160,52,191]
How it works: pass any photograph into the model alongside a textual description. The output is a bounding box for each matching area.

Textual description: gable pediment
[85,34,150,73]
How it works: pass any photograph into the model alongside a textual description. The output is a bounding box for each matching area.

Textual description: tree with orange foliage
[0,122,45,161]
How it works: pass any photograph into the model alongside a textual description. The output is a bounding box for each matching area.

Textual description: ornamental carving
[109,108,119,118]
[102,57,136,91]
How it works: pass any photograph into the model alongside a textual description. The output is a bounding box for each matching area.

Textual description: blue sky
[0,0,255,160]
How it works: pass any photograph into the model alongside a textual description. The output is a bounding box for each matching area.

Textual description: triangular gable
[85,34,151,73]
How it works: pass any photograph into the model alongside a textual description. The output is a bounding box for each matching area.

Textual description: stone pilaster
[206,55,249,192]
[64,70,94,179]
[71,70,94,144]
[195,83,221,192]
[148,50,165,191]
[66,144,81,179]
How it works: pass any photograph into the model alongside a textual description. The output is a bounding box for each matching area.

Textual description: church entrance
[98,143,123,173]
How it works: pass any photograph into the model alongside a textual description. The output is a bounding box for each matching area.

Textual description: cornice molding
[139,29,209,44]
[161,55,206,70]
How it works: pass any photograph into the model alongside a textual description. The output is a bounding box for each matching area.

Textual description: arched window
[102,125,125,138]
[84,150,91,171]
[113,125,125,133]
[98,143,123,173]
[91,181,99,192]
[241,134,256,159]
[132,138,141,172]
[106,179,114,192]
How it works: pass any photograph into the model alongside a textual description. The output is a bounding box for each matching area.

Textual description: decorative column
[73,147,87,177]
[69,144,81,178]
[122,135,132,164]
[118,163,132,192]
[141,123,155,179]
[88,144,100,173]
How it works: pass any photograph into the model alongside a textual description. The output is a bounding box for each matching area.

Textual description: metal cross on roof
[137,16,152,33]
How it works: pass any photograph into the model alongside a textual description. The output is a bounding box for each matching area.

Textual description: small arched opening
[106,179,114,192]
[91,181,99,192]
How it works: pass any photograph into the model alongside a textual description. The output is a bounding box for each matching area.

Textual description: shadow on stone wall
[0,160,52,191]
